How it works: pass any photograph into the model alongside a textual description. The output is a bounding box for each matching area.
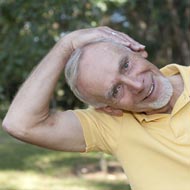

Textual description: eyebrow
[118,56,129,72]
[105,55,129,100]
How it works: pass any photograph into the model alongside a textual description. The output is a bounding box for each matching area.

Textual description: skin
[77,42,183,115]
[2,26,183,154]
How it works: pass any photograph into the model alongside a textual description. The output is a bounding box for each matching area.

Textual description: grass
[0,126,131,190]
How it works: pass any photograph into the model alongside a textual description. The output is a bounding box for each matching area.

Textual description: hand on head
[64,26,148,58]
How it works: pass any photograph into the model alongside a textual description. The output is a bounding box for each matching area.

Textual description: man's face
[77,42,173,113]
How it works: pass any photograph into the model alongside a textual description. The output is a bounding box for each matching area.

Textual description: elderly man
[2,27,190,190]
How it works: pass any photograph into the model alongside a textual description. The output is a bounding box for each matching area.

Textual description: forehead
[80,41,128,70]
[76,41,128,100]
[83,41,126,57]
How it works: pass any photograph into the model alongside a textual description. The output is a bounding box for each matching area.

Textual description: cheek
[119,93,135,108]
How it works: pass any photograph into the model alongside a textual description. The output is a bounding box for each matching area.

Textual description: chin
[148,77,173,110]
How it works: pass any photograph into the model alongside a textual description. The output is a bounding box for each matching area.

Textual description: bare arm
[2,38,84,151]
[2,27,146,152]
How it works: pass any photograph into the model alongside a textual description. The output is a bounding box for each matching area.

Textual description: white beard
[148,77,173,109]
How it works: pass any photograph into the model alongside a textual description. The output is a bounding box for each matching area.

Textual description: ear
[96,106,123,116]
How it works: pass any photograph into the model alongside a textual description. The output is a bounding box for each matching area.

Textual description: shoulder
[72,107,138,132]
[73,107,124,126]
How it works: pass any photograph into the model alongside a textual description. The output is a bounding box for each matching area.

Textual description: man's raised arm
[2,30,86,151]
[2,27,146,152]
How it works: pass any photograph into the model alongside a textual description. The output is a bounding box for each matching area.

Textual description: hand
[63,26,148,58]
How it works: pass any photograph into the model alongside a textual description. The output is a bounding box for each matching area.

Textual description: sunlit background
[0,0,189,189]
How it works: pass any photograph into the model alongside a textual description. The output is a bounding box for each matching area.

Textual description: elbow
[2,116,27,139]
[2,118,8,132]
[2,117,12,133]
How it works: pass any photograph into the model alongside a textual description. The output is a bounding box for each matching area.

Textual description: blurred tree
[105,0,190,67]
[0,0,104,116]
[0,0,189,118]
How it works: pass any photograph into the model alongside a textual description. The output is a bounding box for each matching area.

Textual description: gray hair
[64,45,106,108]
[64,39,126,107]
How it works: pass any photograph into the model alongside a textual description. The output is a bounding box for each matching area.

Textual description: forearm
[3,37,71,129]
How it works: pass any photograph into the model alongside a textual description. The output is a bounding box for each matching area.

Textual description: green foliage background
[0,0,190,118]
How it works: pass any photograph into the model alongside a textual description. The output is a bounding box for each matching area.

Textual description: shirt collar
[133,64,190,123]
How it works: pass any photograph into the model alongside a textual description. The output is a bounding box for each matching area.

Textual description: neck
[168,74,184,107]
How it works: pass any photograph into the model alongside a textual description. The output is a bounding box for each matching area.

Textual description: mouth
[143,82,155,100]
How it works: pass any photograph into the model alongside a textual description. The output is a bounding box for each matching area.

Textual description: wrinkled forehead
[78,41,125,79]
[82,40,129,57]
[79,40,130,69]
[76,41,129,99]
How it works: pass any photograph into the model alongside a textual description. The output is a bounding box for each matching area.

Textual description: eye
[123,62,129,70]
[112,85,121,98]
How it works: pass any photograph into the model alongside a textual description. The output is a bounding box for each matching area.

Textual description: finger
[98,27,131,46]
[129,44,146,52]
[105,27,145,47]
[105,29,133,46]
[99,27,145,50]
[117,31,146,50]
[141,50,148,58]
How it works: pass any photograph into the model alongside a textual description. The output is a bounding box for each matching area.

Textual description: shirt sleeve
[72,107,123,155]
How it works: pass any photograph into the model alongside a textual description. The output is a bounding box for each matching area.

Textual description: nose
[121,76,144,94]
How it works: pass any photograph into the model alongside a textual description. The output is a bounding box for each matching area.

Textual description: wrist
[51,36,74,66]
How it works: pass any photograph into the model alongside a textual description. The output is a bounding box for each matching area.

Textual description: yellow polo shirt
[73,64,190,190]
